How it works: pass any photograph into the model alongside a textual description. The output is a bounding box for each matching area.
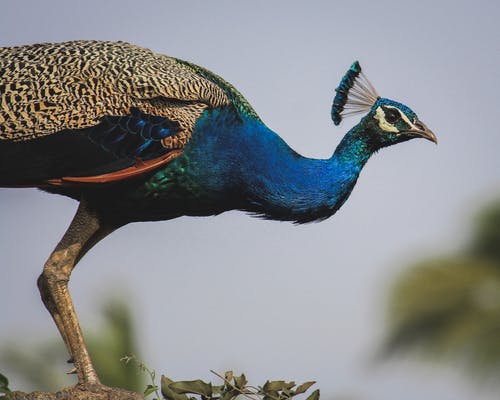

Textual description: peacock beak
[409,120,438,144]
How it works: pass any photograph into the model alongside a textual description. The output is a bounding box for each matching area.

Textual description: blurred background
[0,1,499,399]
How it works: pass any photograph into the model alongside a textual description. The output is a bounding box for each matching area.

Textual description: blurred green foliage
[0,372,11,394]
[87,299,144,391]
[384,200,500,378]
[0,297,145,392]
[470,202,500,261]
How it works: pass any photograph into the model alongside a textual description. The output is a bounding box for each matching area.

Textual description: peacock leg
[37,199,116,386]
[37,274,74,364]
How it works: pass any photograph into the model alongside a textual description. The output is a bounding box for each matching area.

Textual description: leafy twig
[209,370,261,400]
[161,370,319,400]
[121,355,161,400]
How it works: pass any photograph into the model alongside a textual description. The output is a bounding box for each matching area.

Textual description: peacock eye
[384,108,401,124]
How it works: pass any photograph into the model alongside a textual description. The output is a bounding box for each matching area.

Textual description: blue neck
[241,120,372,222]
[183,108,374,223]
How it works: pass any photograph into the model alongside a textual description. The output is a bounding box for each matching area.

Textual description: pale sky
[1,1,499,399]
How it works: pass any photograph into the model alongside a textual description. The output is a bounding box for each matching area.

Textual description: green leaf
[263,380,289,392]
[144,384,159,397]
[224,371,233,383]
[212,384,224,395]
[233,374,247,389]
[294,381,316,395]
[162,376,174,386]
[161,376,189,400]
[305,389,320,400]
[221,388,240,400]
[170,380,213,397]
[0,373,11,394]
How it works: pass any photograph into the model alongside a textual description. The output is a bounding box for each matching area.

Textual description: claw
[67,367,77,375]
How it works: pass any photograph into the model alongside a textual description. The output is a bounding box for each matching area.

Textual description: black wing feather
[0,111,181,186]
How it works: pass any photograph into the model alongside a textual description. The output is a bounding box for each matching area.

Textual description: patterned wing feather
[0,41,240,186]
[0,40,230,146]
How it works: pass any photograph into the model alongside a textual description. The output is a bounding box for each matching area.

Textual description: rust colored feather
[44,150,183,186]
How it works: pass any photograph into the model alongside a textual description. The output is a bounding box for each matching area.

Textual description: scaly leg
[37,199,118,386]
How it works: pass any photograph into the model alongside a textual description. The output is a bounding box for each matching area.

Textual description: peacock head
[331,61,437,148]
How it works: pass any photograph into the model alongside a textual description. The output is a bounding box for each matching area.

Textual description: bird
[0,40,436,393]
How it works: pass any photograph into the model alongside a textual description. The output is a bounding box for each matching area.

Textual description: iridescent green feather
[175,58,261,121]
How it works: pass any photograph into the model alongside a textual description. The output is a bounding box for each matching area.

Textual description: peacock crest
[331,61,379,125]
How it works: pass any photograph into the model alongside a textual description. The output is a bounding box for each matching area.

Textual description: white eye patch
[374,106,399,132]
[374,106,419,133]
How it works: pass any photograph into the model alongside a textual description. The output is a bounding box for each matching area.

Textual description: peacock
[0,41,436,394]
